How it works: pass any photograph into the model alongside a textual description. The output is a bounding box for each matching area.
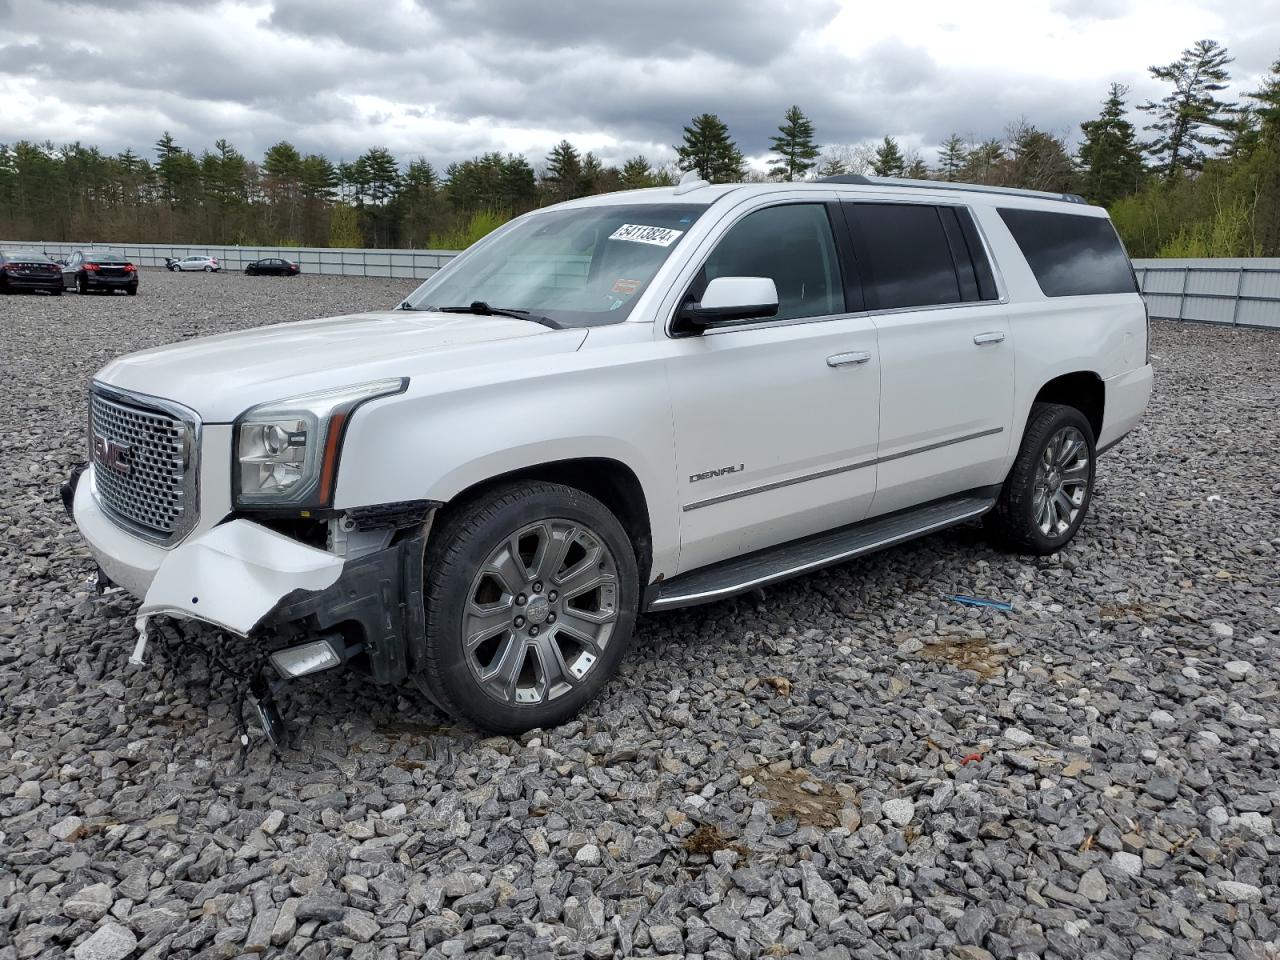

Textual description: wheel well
[442,458,653,584]
[1032,372,1104,440]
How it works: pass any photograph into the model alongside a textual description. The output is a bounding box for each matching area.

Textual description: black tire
[126,285,137,296]
[51,288,62,296]
[988,402,1096,555]
[414,481,639,733]
[203,265,212,272]
[77,275,88,295]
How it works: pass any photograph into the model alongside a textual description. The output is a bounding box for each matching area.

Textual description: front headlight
[233,378,407,509]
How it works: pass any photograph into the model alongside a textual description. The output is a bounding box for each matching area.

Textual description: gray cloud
[2,0,1277,172]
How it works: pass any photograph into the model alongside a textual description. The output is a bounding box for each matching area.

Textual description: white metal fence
[1,240,460,279]
[1132,258,1280,329]
[5,242,1279,328]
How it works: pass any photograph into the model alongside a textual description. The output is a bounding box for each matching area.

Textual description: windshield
[403,202,708,327]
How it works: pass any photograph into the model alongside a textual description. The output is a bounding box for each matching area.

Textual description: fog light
[269,639,341,679]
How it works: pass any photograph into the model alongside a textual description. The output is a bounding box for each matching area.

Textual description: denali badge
[690,463,744,484]
[93,436,132,475]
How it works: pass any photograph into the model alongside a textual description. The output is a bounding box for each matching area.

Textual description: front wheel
[414,481,639,733]
[203,266,212,272]
[988,403,1095,554]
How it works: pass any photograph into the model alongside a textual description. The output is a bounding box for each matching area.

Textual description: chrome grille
[89,386,199,542]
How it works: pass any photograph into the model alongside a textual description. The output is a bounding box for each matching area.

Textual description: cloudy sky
[1,0,1276,172]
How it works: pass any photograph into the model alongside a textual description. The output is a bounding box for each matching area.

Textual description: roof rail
[817,173,1086,205]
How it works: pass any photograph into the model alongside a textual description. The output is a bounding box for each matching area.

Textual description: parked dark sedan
[245,257,300,276]
[0,250,64,295]
[63,249,138,295]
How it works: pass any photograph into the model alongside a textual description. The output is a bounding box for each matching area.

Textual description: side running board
[645,489,998,611]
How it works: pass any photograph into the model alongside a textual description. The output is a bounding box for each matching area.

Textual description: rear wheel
[77,275,88,295]
[126,285,137,296]
[988,403,1095,554]
[414,481,639,733]
[203,265,213,272]
[51,287,62,296]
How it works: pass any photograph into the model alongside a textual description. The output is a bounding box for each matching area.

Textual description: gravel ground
[1,270,1278,960]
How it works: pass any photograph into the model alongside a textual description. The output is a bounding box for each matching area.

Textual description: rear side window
[845,203,970,310]
[998,208,1137,297]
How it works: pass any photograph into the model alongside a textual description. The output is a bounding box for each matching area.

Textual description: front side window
[696,203,845,322]
[404,203,708,328]
[846,203,962,310]
[998,207,1138,297]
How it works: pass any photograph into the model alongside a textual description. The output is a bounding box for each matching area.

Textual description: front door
[665,200,881,574]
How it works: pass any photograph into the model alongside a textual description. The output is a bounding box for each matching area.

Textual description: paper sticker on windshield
[611,278,641,296]
[609,223,683,247]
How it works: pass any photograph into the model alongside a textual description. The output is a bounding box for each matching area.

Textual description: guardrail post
[1178,265,1190,321]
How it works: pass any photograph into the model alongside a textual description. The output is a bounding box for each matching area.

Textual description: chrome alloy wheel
[1033,425,1090,537]
[462,520,620,706]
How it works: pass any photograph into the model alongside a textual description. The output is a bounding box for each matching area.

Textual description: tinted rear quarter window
[845,203,963,310]
[998,208,1137,297]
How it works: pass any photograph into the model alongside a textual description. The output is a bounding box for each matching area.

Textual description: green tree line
[2,39,1276,256]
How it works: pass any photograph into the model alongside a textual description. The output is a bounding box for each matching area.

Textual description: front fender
[332,341,680,579]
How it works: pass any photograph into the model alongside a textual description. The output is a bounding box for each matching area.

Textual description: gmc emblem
[93,435,132,475]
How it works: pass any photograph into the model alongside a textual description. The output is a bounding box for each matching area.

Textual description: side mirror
[675,276,779,334]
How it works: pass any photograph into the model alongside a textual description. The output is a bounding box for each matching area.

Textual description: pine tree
[543,140,583,202]
[580,152,605,194]
[299,155,338,202]
[936,134,967,181]
[356,147,401,206]
[962,138,1005,185]
[620,156,657,189]
[1250,57,1280,143]
[871,136,905,177]
[1246,58,1280,255]
[397,159,445,248]
[498,154,537,211]
[1138,39,1237,179]
[153,131,200,207]
[1078,84,1145,206]
[262,141,303,241]
[768,105,820,181]
[904,156,929,180]
[675,113,745,183]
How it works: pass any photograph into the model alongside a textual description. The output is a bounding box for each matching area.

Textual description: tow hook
[248,668,289,752]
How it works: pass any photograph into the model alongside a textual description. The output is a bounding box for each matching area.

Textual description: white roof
[560,176,1104,217]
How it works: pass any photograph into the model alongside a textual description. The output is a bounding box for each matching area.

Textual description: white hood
[95,310,587,422]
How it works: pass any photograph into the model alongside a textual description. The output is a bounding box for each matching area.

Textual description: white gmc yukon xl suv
[65,174,1153,737]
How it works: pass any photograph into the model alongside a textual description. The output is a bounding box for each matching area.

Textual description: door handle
[973,331,1006,345]
[827,351,872,367]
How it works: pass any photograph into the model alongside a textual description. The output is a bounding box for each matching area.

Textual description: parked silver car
[169,255,220,272]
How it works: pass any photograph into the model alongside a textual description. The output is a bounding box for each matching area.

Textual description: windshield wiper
[436,301,563,329]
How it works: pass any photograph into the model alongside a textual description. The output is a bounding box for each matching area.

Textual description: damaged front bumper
[66,464,431,687]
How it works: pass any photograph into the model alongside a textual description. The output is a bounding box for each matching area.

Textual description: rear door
[843,200,1015,516]
[665,197,881,573]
